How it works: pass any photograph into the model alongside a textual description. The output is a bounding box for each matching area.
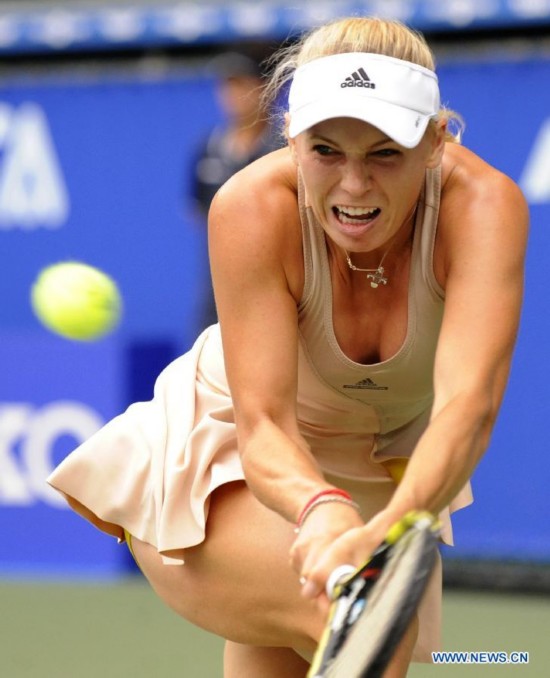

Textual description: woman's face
[290,117,444,254]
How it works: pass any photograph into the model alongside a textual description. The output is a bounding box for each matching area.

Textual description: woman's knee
[224,642,310,678]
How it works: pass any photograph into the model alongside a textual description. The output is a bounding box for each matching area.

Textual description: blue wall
[0,69,219,576]
[0,55,549,576]
[437,56,550,561]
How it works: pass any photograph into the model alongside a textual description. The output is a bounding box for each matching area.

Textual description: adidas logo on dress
[341,67,376,89]
[343,377,388,390]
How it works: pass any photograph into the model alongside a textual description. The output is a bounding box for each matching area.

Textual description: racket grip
[326,564,356,598]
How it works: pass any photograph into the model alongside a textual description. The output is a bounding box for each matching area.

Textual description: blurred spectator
[192,51,282,215]
[190,51,282,327]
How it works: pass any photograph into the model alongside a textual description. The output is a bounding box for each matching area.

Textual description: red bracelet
[296,488,353,527]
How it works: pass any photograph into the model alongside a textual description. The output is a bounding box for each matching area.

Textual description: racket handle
[326,564,356,598]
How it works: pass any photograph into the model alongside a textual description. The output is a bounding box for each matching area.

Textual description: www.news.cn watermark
[432,651,529,665]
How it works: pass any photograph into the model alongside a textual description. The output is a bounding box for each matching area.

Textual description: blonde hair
[263,16,464,143]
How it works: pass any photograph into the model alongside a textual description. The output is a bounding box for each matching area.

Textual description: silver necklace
[344,247,392,288]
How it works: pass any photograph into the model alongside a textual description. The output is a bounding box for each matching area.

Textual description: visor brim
[288,97,432,149]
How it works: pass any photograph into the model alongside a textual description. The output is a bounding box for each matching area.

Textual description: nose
[339,158,372,196]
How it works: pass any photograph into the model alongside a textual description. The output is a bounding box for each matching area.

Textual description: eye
[372,148,400,158]
[312,144,336,157]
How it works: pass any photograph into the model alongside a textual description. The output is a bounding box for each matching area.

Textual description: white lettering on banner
[0,404,32,503]
[0,401,103,507]
[0,102,69,229]
[520,117,550,204]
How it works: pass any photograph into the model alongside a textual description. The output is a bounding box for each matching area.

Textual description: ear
[425,119,446,168]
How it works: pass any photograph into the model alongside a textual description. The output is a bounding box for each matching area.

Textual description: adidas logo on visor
[341,67,376,89]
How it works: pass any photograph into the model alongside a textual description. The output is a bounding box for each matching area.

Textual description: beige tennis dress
[48,165,472,661]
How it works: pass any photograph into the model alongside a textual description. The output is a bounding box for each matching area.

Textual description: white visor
[288,52,440,148]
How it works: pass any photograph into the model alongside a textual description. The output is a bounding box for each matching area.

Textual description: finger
[299,530,367,598]
[300,577,319,599]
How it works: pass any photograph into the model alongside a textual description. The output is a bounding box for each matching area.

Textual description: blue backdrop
[436,56,550,561]
[0,54,548,576]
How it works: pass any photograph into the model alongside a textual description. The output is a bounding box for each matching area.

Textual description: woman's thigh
[130,481,322,655]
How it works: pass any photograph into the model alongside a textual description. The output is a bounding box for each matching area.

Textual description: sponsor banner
[0,333,126,577]
[0,70,217,578]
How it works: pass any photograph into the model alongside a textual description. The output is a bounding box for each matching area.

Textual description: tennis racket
[307,510,441,678]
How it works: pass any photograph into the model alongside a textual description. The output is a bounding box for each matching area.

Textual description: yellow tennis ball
[31,261,122,341]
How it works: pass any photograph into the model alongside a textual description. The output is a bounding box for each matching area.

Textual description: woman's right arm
[209,155,331,522]
[208,153,367,592]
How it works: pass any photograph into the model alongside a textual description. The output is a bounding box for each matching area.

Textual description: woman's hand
[289,503,396,608]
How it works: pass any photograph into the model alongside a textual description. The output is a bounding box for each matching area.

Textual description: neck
[346,207,417,270]
[343,206,417,288]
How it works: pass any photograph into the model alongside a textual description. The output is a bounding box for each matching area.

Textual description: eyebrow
[310,132,394,148]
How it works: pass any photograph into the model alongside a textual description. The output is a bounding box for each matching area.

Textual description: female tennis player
[48,16,528,678]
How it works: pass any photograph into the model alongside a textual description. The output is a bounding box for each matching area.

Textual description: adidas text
[341,81,375,89]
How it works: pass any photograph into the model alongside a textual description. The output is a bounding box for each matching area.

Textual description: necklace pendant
[367,267,388,289]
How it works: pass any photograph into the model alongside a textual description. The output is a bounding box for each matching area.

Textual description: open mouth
[333,205,381,225]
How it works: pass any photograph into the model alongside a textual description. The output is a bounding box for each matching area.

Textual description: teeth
[336,205,378,217]
[335,205,379,224]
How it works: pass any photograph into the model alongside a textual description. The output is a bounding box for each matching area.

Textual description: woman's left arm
[382,147,529,524]
[296,147,529,600]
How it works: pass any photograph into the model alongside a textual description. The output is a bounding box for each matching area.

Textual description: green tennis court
[1,578,547,677]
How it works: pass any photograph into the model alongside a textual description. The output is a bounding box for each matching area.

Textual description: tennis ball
[31,261,122,341]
